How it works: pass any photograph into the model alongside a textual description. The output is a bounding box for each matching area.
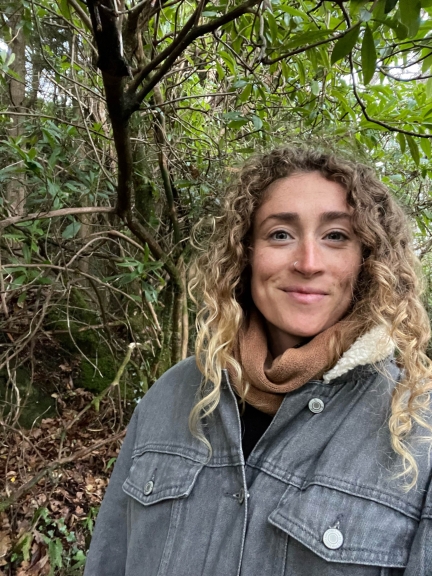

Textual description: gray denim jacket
[84,356,432,576]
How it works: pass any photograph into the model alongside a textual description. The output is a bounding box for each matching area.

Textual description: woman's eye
[271,230,291,241]
[325,231,348,241]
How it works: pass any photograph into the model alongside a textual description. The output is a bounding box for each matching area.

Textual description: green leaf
[251,115,263,130]
[399,0,421,37]
[219,50,236,76]
[12,275,27,287]
[283,29,333,51]
[48,538,63,569]
[62,221,81,239]
[374,17,408,39]
[13,532,32,562]
[426,77,432,100]
[106,457,117,470]
[216,62,224,80]
[331,25,361,65]
[406,135,420,165]
[267,12,279,41]
[422,52,432,73]
[420,138,431,158]
[361,24,376,85]
[296,59,306,85]
[36,277,53,285]
[311,80,320,95]
[239,83,252,103]
[421,0,432,6]
[373,0,387,17]
[17,291,27,304]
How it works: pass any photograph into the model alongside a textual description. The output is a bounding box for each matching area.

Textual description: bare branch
[140,91,235,110]
[262,28,350,65]
[0,207,116,230]
[67,0,93,30]
[153,85,182,248]
[125,216,183,288]
[133,0,261,106]
[1,111,111,141]
[127,0,207,95]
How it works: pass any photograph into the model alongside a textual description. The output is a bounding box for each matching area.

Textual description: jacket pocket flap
[268,484,417,568]
[122,451,204,506]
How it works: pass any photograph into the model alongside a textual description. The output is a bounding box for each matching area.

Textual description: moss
[44,288,123,393]
[76,352,117,393]
[0,367,56,429]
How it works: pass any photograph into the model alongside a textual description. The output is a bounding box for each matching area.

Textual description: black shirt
[239,400,273,460]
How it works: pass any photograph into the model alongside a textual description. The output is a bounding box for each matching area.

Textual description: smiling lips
[281,286,328,304]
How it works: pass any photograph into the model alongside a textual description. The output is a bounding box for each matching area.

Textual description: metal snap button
[144,480,154,495]
[323,528,344,550]
[308,398,324,414]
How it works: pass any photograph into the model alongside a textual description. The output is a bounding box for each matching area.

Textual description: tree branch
[349,56,432,139]
[133,0,261,106]
[0,207,116,230]
[261,28,350,65]
[125,216,183,287]
[2,111,111,139]
[127,0,208,95]
[153,85,182,248]
[66,0,93,30]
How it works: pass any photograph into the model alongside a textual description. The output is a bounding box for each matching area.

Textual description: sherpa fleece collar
[323,325,395,384]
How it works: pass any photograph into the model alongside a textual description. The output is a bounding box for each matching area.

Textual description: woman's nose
[292,240,324,277]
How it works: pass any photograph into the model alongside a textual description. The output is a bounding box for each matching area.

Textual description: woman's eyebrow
[319,211,352,224]
[260,211,352,227]
[259,212,299,227]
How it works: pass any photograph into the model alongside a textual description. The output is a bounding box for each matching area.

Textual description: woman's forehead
[255,173,351,225]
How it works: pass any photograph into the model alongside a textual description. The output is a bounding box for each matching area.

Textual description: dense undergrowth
[1,385,131,575]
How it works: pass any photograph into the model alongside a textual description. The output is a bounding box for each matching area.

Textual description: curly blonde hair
[189,146,432,488]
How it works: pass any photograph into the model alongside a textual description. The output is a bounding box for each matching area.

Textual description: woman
[84,147,432,576]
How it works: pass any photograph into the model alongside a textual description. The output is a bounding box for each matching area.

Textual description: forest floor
[0,385,130,575]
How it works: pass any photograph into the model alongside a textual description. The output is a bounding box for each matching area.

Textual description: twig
[134,0,262,105]
[0,111,112,140]
[262,28,351,66]
[140,91,235,110]
[66,0,93,30]
[349,56,432,139]
[71,33,115,185]
[43,321,126,334]
[0,250,8,318]
[0,207,116,230]
[65,343,141,431]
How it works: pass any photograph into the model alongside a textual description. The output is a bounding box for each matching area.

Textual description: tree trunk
[6,9,26,216]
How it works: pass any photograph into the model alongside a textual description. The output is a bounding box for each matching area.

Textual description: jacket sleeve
[403,474,432,576]
[83,408,138,576]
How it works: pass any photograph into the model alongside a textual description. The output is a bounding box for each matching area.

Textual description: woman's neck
[265,321,310,357]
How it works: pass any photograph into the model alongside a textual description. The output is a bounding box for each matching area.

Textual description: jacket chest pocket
[268,484,418,576]
[122,450,204,576]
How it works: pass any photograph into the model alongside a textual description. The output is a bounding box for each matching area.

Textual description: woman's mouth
[281,287,328,304]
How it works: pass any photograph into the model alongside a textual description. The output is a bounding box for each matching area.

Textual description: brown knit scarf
[229,308,351,415]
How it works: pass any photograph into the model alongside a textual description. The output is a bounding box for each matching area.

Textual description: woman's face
[250,172,362,356]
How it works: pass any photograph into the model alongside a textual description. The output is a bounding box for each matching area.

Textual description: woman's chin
[276,319,334,340]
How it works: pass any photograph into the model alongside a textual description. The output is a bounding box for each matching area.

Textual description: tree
[2,0,432,568]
